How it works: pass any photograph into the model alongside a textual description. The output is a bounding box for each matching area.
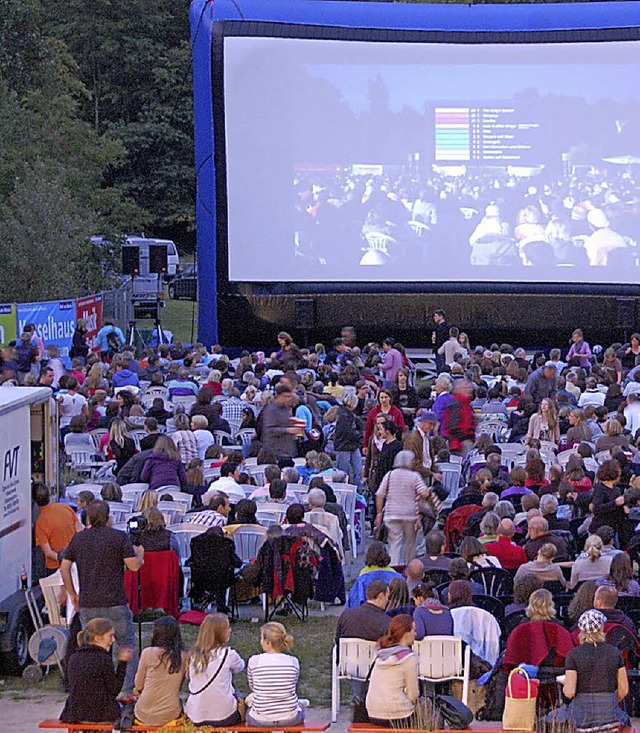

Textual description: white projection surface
[223,37,640,283]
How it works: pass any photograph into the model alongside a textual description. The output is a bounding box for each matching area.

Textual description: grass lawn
[1,615,340,708]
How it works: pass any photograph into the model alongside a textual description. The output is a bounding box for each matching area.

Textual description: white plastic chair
[64,483,102,500]
[256,509,286,528]
[237,428,256,448]
[331,485,358,557]
[213,430,234,446]
[156,489,193,510]
[158,500,187,517]
[439,462,462,502]
[65,446,105,479]
[107,502,135,523]
[129,430,147,448]
[232,525,268,562]
[170,394,197,410]
[168,525,207,597]
[414,636,470,706]
[331,638,377,722]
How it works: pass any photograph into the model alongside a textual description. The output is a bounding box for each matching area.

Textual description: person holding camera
[61,500,144,696]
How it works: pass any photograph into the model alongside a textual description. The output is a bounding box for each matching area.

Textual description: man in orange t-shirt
[34,483,82,572]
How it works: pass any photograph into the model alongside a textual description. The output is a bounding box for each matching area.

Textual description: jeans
[80,605,138,694]
[247,709,304,727]
[386,519,417,566]
[435,353,445,374]
[336,449,362,489]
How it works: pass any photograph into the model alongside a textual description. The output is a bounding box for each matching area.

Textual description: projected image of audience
[224,36,640,283]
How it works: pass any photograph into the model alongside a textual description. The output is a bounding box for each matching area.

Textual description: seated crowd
[20,320,640,729]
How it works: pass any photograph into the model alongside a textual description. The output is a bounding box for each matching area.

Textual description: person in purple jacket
[140,435,188,492]
[380,338,404,388]
[412,582,454,640]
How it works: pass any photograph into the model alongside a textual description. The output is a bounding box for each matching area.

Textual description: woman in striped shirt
[246,623,305,726]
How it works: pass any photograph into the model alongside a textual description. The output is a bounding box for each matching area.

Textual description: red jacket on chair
[125,549,180,618]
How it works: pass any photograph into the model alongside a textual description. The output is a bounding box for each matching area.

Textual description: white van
[124,236,180,279]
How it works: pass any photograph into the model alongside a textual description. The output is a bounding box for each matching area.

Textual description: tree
[0,0,143,302]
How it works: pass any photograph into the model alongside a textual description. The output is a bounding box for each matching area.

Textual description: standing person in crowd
[134,617,187,728]
[334,392,364,489]
[108,418,137,475]
[375,450,430,565]
[432,373,455,435]
[376,418,404,485]
[140,435,188,492]
[525,361,557,407]
[380,338,404,388]
[590,459,626,536]
[438,326,467,367]
[60,618,133,725]
[364,413,388,495]
[60,501,144,696]
[57,377,88,435]
[96,319,125,361]
[261,384,298,461]
[526,398,560,446]
[34,482,82,575]
[431,309,452,374]
[363,389,406,451]
[567,328,592,372]
[366,614,419,727]
[246,623,306,727]
[185,613,245,727]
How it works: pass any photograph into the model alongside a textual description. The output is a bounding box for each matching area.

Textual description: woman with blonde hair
[140,434,188,492]
[185,613,245,726]
[525,588,556,622]
[544,610,629,732]
[108,418,137,474]
[526,397,560,446]
[246,622,305,727]
[171,413,199,465]
[515,543,566,588]
[569,535,612,589]
[137,489,159,512]
[566,408,592,446]
[60,617,133,724]
[86,362,109,394]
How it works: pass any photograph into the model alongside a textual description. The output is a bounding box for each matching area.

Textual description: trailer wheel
[22,664,43,683]
[3,612,33,675]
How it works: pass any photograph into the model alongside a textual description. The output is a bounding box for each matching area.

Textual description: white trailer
[0,387,58,673]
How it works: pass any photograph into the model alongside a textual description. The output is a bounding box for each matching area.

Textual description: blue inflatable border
[190,0,640,345]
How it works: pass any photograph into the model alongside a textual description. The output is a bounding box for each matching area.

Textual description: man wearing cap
[524,361,557,407]
[404,409,436,470]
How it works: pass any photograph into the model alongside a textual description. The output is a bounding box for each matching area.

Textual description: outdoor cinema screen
[222,35,640,284]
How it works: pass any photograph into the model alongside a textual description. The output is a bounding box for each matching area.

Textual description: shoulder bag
[352,659,376,723]
[188,647,229,696]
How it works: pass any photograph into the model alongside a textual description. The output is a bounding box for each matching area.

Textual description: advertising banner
[17,300,76,367]
[76,294,103,355]
[0,304,17,348]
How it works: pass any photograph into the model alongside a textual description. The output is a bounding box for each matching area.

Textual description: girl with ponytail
[246,622,306,727]
[569,534,613,589]
[366,614,419,727]
[60,618,133,724]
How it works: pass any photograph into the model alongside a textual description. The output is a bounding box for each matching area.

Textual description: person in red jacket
[485,518,528,570]
[363,389,406,452]
[441,380,475,456]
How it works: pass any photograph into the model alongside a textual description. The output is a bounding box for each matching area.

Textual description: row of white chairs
[331,636,470,722]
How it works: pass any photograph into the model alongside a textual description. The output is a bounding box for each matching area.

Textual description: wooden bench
[40,720,330,732]
[349,725,635,733]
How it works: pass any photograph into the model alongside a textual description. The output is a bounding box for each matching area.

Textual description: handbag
[352,659,376,723]
[503,667,538,731]
[435,694,474,729]
[372,522,387,543]
[188,648,229,695]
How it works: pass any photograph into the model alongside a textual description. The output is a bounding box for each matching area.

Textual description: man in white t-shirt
[57,377,88,430]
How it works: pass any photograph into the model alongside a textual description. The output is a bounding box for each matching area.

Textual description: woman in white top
[246,622,304,727]
[185,613,245,726]
[569,534,613,589]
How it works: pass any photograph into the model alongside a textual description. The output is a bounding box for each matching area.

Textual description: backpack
[106,328,122,353]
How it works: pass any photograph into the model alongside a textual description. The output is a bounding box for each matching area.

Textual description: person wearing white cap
[584,208,627,266]
[545,608,629,731]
